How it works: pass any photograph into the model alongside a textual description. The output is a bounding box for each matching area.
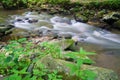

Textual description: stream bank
[0,0,120,79]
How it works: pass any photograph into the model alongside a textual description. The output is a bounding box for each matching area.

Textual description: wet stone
[28,19,38,23]
[74,13,88,23]
[102,12,120,25]
[57,32,73,39]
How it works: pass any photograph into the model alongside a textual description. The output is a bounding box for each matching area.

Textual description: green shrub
[0,38,63,80]
[0,38,96,80]
[0,0,71,9]
[27,0,70,9]
[47,0,70,5]
[1,0,28,9]
[65,48,96,80]
[86,0,120,10]
[102,0,120,9]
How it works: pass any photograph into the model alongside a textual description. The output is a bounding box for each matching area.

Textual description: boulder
[34,27,60,38]
[13,31,31,38]
[39,54,119,80]
[57,32,73,39]
[69,42,105,52]
[0,24,14,40]
[0,26,12,36]
[48,8,58,15]
[50,39,74,50]
[102,12,120,25]
[74,13,88,23]
[97,9,107,18]
[0,27,9,33]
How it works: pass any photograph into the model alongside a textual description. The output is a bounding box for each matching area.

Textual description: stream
[0,9,120,78]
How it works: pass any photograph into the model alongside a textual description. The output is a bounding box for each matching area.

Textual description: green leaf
[4,74,22,80]
[86,70,97,80]
[12,67,28,74]
[64,52,77,59]
[22,75,31,80]
[76,58,83,67]
[5,55,13,63]
[30,76,37,80]
[18,38,27,43]
[79,48,96,55]
[13,57,19,63]
[83,59,95,64]
[66,63,77,75]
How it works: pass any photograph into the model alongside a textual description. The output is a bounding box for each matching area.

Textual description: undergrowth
[0,38,96,80]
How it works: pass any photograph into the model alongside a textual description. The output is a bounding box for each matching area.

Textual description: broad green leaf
[76,58,83,67]
[12,67,28,74]
[66,63,77,75]
[4,74,22,80]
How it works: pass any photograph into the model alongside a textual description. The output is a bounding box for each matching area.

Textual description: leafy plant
[87,0,120,10]
[40,41,62,58]
[0,38,63,80]
[1,0,28,9]
[65,48,96,80]
[47,70,63,80]
[0,38,96,80]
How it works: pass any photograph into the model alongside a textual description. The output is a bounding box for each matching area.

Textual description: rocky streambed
[0,10,120,79]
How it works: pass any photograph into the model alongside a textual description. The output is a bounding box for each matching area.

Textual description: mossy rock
[102,12,120,24]
[0,27,12,35]
[50,39,74,50]
[39,54,119,80]
[0,25,13,37]
[74,13,88,23]
[97,9,107,18]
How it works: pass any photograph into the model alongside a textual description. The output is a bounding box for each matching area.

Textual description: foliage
[65,48,96,80]
[27,0,71,9]
[40,41,62,58]
[0,0,28,9]
[1,0,120,10]
[0,38,96,80]
[86,0,120,10]
[102,0,120,9]
[0,38,62,80]
[47,0,70,5]
[28,0,70,5]
[0,0,70,9]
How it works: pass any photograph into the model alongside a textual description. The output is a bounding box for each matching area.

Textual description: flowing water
[0,8,27,23]
[0,8,28,41]
[0,9,120,78]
